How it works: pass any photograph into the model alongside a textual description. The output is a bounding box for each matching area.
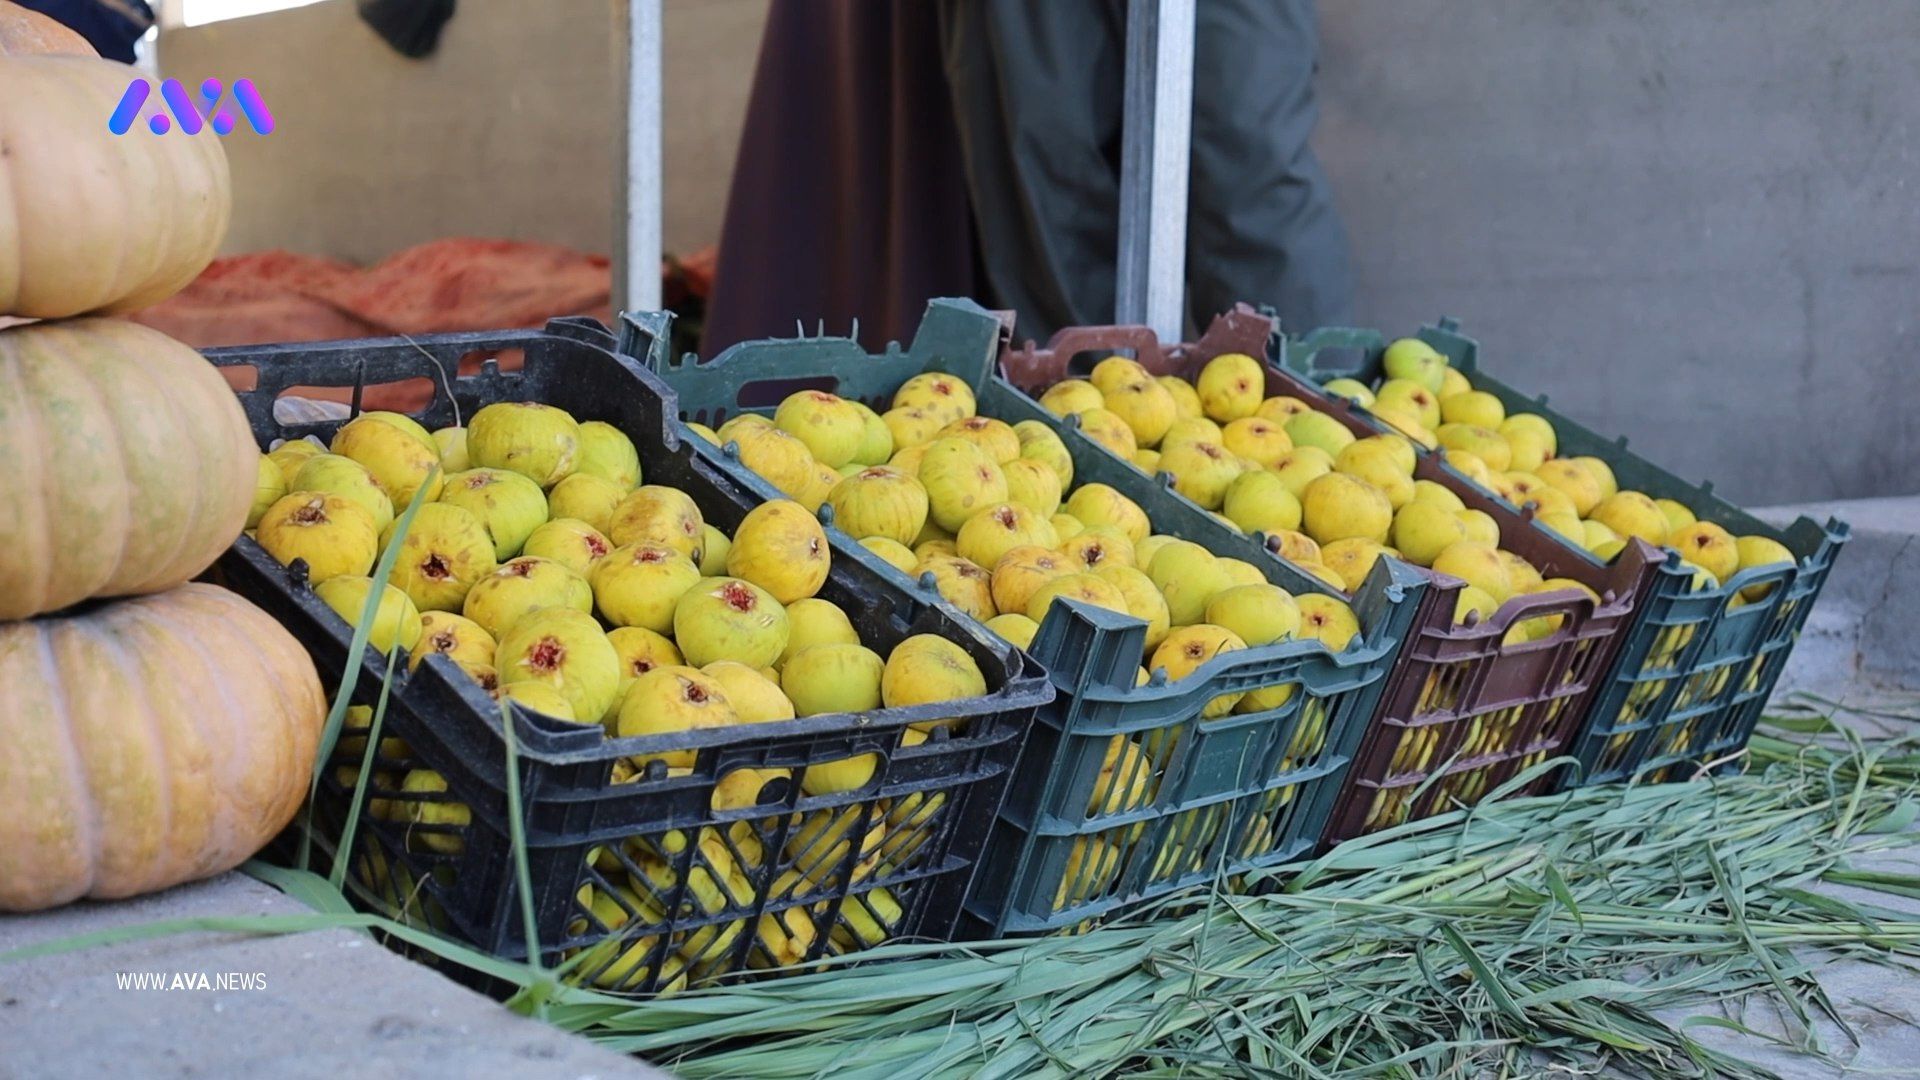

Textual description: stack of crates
[623,301,1421,934]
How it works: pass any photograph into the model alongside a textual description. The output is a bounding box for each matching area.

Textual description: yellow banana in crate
[570,880,642,936]
[571,929,667,991]
[873,733,943,870]
[1416,669,1462,716]
[1286,700,1329,760]
[1667,726,1692,757]
[1418,725,1443,775]
[1397,727,1428,777]
[565,881,685,990]
[1236,783,1302,860]
[1706,665,1734,699]
[752,870,822,969]
[786,806,885,889]
[1625,678,1666,720]
[1674,673,1700,710]
[398,770,470,855]
[1055,836,1122,911]
[1365,787,1408,831]
[1148,806,1224,883]
[1605,730,1635,765]
[1093,737,1156,816]
[830,887,905,952]
[335,706,408,822]
[1445,770,1474,807]
[354,839,426,924]
[626,827,753,971]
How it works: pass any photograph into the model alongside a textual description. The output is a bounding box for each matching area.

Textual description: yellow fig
[827,467,929,546]
[466,401,581,488]
[776,390,867,468]
[411,610,497,673]
[893,371,976,423]
[332,412,445,507]
[267,438,325,488]
[1196,353,1265,422]
[546,473,627,536]
[591,543,702,633]
[858,535,918,574]
[257,492,379,584]
[383,502,499,612]
[316,575,424,656]
[496,607,621,722]
[437,467,550,560]
[463,556,593,640]
[432,426,471,473]
[292,453,396,534]
[729,499,831,604]
[608,485,706,561]
[523,518,613,578]
[882,634,988,728]
[1149,624,1248,716]
[674,577,791,669]
[570,420,639,489]
[618,666,738,767]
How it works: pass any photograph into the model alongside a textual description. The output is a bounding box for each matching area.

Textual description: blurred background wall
[1311,1,1918,505]
[160,0,1916,505]
[160,0,765,260]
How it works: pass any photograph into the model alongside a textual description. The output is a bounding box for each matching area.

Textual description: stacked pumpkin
[0,17,327,913]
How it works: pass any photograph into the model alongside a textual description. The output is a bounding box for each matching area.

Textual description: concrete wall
[160,0,766,262]
[163,0,1915,506]
[1312,0,1919,505]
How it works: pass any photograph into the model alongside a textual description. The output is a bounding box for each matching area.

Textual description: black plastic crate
[205,317,1047,993]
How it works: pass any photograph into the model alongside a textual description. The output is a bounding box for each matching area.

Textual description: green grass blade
[243,859,356,917]
[297,463,438,870]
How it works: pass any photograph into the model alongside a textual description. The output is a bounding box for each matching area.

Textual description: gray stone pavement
[0,874,663,1080]
[1642,840,1920,1078]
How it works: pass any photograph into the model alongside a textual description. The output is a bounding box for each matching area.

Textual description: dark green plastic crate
[1000,308,1658,844]
[619,299,1424,936]
[1283,319,1849,786]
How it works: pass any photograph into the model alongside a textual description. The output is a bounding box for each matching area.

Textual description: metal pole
[1114,0,1195,342]
[615,0,663,315]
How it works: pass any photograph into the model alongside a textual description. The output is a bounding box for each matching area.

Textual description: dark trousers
[938,0,1354,340]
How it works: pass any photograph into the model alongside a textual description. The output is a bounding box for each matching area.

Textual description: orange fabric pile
[131,237,615,347]
[131,237,615,412]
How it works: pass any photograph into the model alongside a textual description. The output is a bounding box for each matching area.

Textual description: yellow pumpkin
[0,56,230,317]
[0,318,258,619]
[0,584,328,912]
[0,1,94,56]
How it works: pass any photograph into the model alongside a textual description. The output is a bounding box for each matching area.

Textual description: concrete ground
[1760,495,1920,701]
[1640,833,1920,1078]
[1,494,1913,1079]
[0,874,663,1080]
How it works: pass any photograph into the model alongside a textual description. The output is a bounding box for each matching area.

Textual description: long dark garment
[14,0,151,61]
[937,0,1354,339]
[701,1,977,354]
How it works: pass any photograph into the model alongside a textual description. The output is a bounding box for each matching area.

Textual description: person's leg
[1187,0,1354,333]
[938,0,1126,340]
